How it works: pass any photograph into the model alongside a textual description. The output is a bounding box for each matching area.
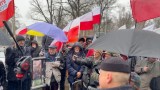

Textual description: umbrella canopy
[0,30,12,46]
[27,22,68,42]
[26,30,44,36]
[88,29,160,58]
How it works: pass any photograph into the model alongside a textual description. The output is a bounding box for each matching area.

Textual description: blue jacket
[45,53,57,62]
[66,42,85,84]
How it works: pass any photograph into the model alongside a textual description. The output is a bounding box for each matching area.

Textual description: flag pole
[98,3,102,38]
[3,21,23,55]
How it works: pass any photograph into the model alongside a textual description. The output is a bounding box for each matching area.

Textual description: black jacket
[0,61,6,86]
[41,35,53,51]
[30,40,41,57]
[98,85,134,90]
[5,46,31,81]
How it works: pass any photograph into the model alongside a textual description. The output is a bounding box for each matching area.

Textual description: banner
[0,0,14,27]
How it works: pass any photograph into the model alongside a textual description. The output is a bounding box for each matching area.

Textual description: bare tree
[93,0,117,33]
[63,0,94,19]
[29,0,66,28]
[116,6,134,29]
[154,17,160,28]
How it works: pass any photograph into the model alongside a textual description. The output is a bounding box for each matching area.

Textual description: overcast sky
[14,0,130,26]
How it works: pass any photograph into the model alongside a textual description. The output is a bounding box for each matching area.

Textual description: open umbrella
[0,30,12,46]
[27,22,68,42]
[26,30,44,36]
[88,29,160,58]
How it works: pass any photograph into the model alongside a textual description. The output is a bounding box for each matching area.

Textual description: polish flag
[63,18,80,43]
[15,26,27,35]
[131,0,160,22]
[92,7,101,24]
[0,0,15,27]
[50,40,63,52]
[80,12,93,30]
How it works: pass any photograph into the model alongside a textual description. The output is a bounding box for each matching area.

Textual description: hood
[68,42,85,56]
[31,40,38,46]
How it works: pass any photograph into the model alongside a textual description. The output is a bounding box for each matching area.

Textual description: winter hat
[48,45,57,49]
[72,42,83,49]
[31,40,38,45]
[100,57,130,73]
[16,35,25,42]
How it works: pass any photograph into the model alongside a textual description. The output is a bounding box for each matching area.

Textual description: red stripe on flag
[93,14,101,24]
[131,0,160,22]
[66,26,79,43]
[80,21,93,30]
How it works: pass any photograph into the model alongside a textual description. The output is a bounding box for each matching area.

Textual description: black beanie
[16,35,25,42]
[100,57,130,73]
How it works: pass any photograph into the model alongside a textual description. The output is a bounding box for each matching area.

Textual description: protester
[45,45,64,90]
[86,37,92,47]
[30,40,41,57]
[66,42,85,90]
[5,35,31,90]
[135,57,160,90]
[0,61,6,90]
[42,35,54,52]
[25,35,30,47]
[99,57,133,90]
[25,35,35,47]
[78,37,85,47]
[75,50,102,89]
[130,72,141,90]
[59,44,70,90]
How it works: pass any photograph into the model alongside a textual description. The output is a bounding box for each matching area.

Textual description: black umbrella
[88,29,160,58]
[0,30,12,46]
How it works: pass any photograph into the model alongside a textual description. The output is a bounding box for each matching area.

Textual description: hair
[111,71,130,85]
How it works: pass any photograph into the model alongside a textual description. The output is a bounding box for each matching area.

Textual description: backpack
[150,76,160,90]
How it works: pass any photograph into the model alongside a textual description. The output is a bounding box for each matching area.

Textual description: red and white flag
[0,0,15,27]
[92,7,101,24]
[131,0,160,22]
[80,12,93,30]
[50,40,63,52]
[15,26,27,35]
[63,18,80,43]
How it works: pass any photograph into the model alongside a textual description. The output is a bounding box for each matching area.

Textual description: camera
[14,56,32,79]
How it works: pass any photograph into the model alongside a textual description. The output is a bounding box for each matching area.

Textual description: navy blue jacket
[66,42,85,84]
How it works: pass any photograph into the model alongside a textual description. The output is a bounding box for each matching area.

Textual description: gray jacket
[135,59,160,90]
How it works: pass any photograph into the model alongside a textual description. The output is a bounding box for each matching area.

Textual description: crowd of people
[0,35,160,90]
